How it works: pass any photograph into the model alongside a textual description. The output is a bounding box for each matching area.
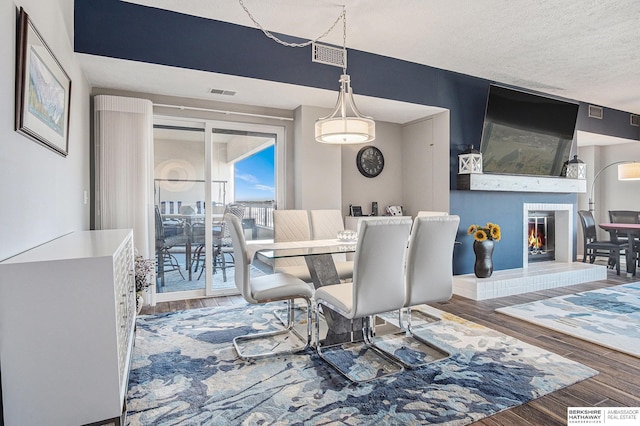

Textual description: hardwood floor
[139,268,640,425]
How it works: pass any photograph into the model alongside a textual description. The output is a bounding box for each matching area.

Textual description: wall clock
[356,145,384,178]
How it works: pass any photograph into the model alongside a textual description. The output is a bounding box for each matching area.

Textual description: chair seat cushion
[587,241,626,250]
[274,265,312,282]
[250,273,313,301]
[315,283,354,319]
[335,261,354,280]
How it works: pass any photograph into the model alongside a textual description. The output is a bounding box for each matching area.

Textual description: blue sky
[234,145,275,201]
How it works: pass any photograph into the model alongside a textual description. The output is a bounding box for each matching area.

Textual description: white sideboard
[345,215,413,232]
[0,229,135,426]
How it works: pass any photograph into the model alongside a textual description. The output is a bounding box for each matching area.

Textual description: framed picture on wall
[15,7,71,157]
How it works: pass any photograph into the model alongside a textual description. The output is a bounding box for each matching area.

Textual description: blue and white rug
[497,282,640,358]
[126,304,597,425]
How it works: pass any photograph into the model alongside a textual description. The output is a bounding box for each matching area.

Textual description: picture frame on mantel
[15,7,71,157]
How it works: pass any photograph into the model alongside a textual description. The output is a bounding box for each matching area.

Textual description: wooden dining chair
[608,210,640,250]
[225,213,314,360]
[578,210,626,275]
[314,218,412,383]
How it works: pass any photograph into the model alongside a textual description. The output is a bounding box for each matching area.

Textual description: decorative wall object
[565,155,586,179]
[15,7,71,156]
[458,145,482,174]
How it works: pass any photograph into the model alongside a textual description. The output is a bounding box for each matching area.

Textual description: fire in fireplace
[528,211,555,262]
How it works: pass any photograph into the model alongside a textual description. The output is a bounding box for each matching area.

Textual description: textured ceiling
[79,0,640,124]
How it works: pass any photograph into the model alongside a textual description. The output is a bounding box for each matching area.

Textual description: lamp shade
[315,74,375,144]
[618,162,640,180]
[315,116,375,144]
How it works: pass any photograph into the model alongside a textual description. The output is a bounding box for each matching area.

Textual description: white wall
[401,112,450,216]
[577,140,640,246]
[598,142,640,216]
[0,0,91,261]
[341,120,404,217]
[294,106,342,210]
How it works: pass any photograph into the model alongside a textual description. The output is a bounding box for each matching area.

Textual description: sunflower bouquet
[467,222,501,242]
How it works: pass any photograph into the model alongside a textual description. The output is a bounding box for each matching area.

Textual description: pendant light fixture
[315,7,375,144]
[239,1,374,144]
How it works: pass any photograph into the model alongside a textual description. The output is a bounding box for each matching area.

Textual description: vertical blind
[94,95,153,258]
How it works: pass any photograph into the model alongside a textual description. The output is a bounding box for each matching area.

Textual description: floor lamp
[588,161,640,213]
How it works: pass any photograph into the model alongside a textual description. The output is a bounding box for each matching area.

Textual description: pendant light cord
[341,5,347,74]
[239,0,345,48]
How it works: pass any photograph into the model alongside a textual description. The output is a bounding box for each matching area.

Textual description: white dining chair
[397,214,460,367]
[225,213,314,360]
[416,210,449,217]
[309,209,353,281]
[272,209,313,282]
[314,217,412,383]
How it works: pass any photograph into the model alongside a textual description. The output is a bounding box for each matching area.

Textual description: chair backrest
[224,213,252,301]
[154,206,164,241]
[273,210,311,267]
[221,204,245,242]
[190,221,206,245]
[578,210,598,241]
[179,205,196,215]
[351,218,412,318]
[416,211,449,217]
[609,210,640,224]
[405,215,460,307]
[225,203,246,220]
[310,209,345,240]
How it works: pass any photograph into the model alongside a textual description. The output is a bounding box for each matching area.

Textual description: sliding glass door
[153,117,282,302]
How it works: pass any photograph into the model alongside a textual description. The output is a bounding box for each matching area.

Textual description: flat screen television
[479,85,579,177]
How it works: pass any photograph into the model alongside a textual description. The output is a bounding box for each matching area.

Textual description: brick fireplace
[453,202,607,300]
[522,203,573,267]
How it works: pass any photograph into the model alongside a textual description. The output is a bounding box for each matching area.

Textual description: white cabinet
[345,216,413,233]
[0,229,135,426]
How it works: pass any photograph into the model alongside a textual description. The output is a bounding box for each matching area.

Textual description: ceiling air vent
[312,42,345,68]
[588,105,603,119]
[209,88,236,96]
[631,114,640,127]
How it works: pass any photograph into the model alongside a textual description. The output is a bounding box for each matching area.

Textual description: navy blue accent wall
[75,0,636,274]
[576,102,640,140]
[450,191,577,274]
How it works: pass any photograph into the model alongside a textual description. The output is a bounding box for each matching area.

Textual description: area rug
[497,282,640,358]
[126,304,597,425]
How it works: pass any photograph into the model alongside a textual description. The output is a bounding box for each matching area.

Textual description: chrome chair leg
[315,307,404,383]
[233,296,312,360]
[369,307,450,369]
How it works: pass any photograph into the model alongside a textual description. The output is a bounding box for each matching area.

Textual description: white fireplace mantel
[457,173,586,193]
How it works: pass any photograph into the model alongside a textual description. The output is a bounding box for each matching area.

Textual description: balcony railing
[239,201,274,230]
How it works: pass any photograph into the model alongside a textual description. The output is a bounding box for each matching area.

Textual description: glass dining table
[248,239,360,344]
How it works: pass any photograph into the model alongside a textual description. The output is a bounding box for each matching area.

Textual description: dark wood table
[249,239,358,344]
[599,222,640,276]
